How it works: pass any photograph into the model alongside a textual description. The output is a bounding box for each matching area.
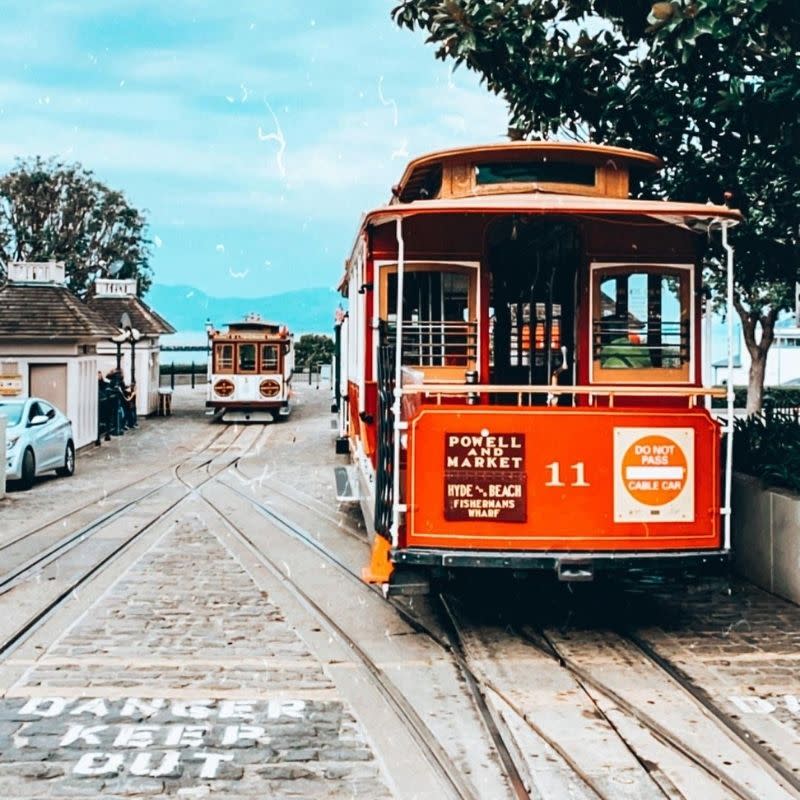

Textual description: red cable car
[335,143,740,594]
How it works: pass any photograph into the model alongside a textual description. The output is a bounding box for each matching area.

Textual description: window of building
[237,343,257,373]
[214,344,234,373]
[592,265,691,382]
[261,344,279,371]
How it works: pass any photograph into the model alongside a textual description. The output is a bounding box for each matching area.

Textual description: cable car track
[510,623,800,800]
[0,425,262,662]
[197,489,487,800]
[0,424,231,556]
[0,426,248,596]
[210,477,800,800]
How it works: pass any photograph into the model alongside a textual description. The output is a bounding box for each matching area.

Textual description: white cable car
[206,314,294,422]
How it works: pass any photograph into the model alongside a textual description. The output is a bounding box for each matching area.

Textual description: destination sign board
[444,432,526,522]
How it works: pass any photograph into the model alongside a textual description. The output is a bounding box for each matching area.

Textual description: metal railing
[400,382,726,409]
[592,319,690,368]
[387,320,477,367]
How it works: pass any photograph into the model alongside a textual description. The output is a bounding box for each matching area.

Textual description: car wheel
[20,448,36,490]
[56,441,75,477]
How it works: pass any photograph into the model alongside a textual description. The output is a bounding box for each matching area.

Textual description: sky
[0,1,509,298]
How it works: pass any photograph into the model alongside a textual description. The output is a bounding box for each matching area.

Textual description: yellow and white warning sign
[613,428,694,522]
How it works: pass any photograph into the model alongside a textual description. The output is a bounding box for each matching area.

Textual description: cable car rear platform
[392,547,729,583]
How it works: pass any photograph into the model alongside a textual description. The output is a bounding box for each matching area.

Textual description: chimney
[7,261,66,286]
[95,278,138,297]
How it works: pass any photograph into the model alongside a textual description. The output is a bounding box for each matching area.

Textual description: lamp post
[111,329,131,372]
[205,319,214,355]
[128,327,142,385]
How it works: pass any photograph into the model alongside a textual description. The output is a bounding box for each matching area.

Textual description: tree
[0,157,152,297]
[393,0,800,412]
[294,334,335,370]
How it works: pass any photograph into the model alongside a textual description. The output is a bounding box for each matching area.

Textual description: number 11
[545,462,590,487]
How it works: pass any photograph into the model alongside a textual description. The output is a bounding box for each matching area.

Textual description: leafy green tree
[294,334,334,370]
[0,156,152,297]
[393,0,799,412]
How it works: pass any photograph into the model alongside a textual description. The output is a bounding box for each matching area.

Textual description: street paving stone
[0,509,393,798]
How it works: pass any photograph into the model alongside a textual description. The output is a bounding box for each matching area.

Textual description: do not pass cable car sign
[613,428,694,522]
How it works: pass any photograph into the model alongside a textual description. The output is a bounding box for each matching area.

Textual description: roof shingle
[0,284,118,339]
[86,296,176,336]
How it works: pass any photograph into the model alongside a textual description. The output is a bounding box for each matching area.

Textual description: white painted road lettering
[11,696,309,779]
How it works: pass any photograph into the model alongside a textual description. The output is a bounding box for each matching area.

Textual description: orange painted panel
[405,406,720,551]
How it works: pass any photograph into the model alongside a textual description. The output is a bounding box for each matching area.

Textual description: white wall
[0,353,98,450]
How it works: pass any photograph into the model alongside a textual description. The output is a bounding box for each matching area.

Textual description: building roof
[86,295,176,336]
[0,283,118,339]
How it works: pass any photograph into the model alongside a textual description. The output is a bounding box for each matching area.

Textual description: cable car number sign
[444,432,527,522]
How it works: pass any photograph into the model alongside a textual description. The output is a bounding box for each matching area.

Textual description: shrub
[712,385,800,409]
[733,411,800,494]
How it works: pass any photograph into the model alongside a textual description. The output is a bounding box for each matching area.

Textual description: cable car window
[386,270,475,367]
[237,343,257,373]
[593,266,690,379]
[261,344,279,372]
[475,161,595,186]
[215,344,234,373]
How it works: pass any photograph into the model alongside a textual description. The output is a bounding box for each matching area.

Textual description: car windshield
[0,402,25,426]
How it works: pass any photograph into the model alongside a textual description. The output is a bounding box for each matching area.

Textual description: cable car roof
[364,192,742,230]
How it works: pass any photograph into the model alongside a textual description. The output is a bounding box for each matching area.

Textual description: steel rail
[197,491,482,800]
[213,479,608,799]
[622,630,800,796]
[0,426,257,662]
[436,595,577,800]
[0,426,247,595]
[525,627,782,800]
[0,424,231,554]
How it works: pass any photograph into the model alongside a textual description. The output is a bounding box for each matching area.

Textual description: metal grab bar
[400,383,726,397]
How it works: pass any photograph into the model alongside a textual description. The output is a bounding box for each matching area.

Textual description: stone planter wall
[732,471,800,605]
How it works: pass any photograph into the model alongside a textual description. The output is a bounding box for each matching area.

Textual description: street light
[111,328,131,372]
[205,319,214,355]
[128,327,142,385]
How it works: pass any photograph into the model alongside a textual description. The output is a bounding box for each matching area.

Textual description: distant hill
[146,284,342,334]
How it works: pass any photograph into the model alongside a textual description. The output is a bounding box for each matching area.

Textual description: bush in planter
[712,386,800,409]
[733,411,800,493]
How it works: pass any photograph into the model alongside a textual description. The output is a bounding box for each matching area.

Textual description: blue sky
[0,1,508,298]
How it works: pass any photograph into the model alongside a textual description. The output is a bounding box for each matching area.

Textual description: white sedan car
[1,397,75,489]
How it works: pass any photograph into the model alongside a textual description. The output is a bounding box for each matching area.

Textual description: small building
[713,326,800,387]
[87,279,175,416]
[0,262,118,449]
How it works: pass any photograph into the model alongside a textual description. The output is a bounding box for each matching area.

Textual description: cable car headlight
[259,379,281,398]
[214,379,235,398]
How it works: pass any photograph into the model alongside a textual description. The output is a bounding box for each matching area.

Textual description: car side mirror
[29,414,49,426]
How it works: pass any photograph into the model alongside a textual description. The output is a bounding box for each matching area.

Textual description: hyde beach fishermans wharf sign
[444,431,526,522]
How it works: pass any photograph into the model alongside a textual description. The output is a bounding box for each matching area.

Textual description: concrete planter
[732,471,800,605]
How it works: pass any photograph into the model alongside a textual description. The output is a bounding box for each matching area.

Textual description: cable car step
[557,560,595,582]
[334,466,359,502]
[386,568,430,597]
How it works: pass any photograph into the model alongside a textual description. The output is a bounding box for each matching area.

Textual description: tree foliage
[0,157,152,297]
[294,334,334,370]
[393,0,799,410]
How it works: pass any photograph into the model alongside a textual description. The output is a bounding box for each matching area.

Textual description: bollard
[191,361,195,389]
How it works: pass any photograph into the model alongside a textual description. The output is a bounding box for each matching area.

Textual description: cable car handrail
[400,383,725,396]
